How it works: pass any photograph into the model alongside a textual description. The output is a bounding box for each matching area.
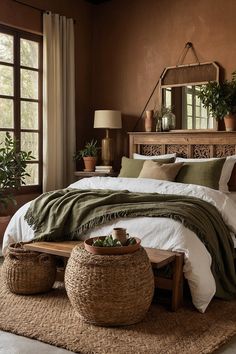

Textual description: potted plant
[198,71,236,131]
[74,139,99,172]
[0,132,34,245]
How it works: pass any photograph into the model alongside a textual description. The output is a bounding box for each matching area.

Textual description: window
[0,25,42,192]
[182,85,213,129]
[163,87,172,109]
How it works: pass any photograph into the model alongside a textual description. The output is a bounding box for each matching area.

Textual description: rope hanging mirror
[133,42,220,131]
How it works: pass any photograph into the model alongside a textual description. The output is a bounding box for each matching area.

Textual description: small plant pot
[224,113,236,131]
[83,157,96,172]
[112,227,127,245]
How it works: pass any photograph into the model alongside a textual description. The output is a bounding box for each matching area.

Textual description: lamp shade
[94,110,122,129]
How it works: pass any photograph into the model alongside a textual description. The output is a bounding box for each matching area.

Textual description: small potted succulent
[197,71,236,131]
[74,139,99,172]
[0,132,34,245]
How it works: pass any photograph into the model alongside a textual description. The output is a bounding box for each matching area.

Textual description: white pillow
[133,152,176,160]
[176,156,236,193]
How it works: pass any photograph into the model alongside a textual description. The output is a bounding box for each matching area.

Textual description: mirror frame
[159,62,220,131]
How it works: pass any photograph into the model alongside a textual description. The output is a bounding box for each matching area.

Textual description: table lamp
[94,110,122,166]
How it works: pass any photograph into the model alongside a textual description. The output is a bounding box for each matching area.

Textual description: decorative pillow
[133,153,176,160]
[118,156,176,178]
[175,158,226,190]
[176,156,236,193]
[138,161,183,181]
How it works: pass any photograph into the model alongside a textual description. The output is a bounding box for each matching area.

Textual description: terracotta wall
[1,0,93,207]
[91,0,236,158]
[3,0,236,200]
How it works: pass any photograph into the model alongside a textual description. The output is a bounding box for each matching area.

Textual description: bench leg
[171,253,184,311]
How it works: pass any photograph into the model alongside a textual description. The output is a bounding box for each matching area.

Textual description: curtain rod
[12,0,76,23]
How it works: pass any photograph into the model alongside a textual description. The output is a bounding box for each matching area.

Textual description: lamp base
[102,136,114,166]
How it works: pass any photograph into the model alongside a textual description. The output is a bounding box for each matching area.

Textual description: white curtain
[43,12,75,192]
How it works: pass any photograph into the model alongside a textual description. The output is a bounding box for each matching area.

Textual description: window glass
[0,65,13,96]
[20,39,39,68]
[0,26,42,188]
[183,85,213,129]
[21,101,38,129]
[20,69,38,99]
[0,131,13,147]
[0,33,13,63]
[24,164,38,185]
[0,98,14,128]
[21,132,38,159]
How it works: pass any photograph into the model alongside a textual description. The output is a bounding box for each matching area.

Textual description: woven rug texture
[1,269,236,354]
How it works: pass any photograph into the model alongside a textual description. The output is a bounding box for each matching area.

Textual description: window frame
[0,24,43,194]
[182,85,213,130]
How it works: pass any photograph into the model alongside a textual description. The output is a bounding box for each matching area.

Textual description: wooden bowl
[84,236,141,255]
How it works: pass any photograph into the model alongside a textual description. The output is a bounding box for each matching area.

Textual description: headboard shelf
[128,132,236,158]
[128,131,236,191]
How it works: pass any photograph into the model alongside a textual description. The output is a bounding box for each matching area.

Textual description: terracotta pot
[224,113,236,132]
[145,110,153,132]
[83,156,96,172]
[0,215,11,247]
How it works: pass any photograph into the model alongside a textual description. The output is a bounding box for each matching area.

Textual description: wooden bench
[24,241,184,311]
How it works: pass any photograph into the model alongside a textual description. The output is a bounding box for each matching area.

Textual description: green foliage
[92,235,137,247]
[74,139,99,160]
[197,72,236,120]
[0,132,35,210]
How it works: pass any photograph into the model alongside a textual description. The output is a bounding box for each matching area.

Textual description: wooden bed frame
[128,131,236,191]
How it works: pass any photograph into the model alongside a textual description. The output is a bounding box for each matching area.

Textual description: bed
[2,130,236,314]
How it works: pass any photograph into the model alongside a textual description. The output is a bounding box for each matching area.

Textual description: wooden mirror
[160,62,220,130]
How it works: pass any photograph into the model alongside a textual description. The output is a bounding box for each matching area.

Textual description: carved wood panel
[214,145,236,157]
[193,145,211,158]
[141,144,162,156]
[166,144,188,157]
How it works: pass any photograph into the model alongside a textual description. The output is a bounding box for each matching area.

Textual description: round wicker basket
[2,243,57,295]
[65,246,154,326]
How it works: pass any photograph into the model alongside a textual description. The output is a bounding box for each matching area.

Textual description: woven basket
[2,242,57,295]
[65,246,154,326]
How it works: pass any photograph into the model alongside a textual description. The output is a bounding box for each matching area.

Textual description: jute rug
[1,270,236,354]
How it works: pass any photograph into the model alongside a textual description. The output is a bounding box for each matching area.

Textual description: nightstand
[74,171,118,180]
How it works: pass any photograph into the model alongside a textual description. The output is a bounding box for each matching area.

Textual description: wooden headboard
[128,131,236,191]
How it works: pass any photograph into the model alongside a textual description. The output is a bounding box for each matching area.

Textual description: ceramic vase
[224,113,236,132]
[112,227,127,245]
[145,110,153,132]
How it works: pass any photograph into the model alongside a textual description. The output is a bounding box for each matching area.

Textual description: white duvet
[3,177,236,313]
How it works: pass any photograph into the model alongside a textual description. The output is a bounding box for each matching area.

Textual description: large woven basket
[65,246,154,326]
[2,242,56,295]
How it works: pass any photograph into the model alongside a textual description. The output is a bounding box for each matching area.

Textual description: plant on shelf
[0,132,34,243]
[74,139,99,172]
[197,71,236,131]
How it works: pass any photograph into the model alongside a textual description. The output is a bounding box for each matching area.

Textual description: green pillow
[118,156,176,178]
[175,158,226,190]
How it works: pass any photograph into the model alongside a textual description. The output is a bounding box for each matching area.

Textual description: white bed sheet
[3,177,236,313]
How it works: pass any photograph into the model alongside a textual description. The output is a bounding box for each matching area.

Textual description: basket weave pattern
[65,246,154,326]
[2,243,56,295]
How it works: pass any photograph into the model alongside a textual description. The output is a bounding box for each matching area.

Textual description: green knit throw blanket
[25,188,236,300]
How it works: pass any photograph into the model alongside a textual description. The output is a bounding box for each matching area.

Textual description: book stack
[95,165,113,173]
